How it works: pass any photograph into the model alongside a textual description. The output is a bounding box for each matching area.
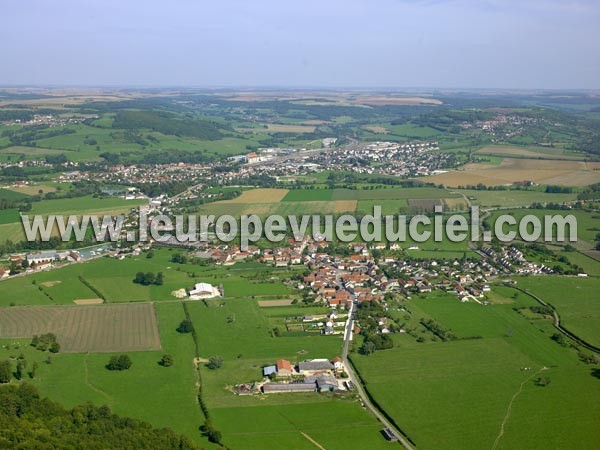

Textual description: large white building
[189,282,221,300]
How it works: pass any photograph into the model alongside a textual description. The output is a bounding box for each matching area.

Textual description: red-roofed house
[276,359,293,377]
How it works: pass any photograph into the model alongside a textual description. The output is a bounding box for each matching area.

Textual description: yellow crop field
[221,188,289,203]
[423,158,600,187]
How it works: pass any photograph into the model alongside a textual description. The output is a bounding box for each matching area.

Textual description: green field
[517,276,600,348]
[558,250,600,276]
[456,189,577,208]
[351,289,600,450]
[28,195,145,216]
[0,188,30,201]
[8,120,273,161]
[0,249,296,306]
[282,189,334,202]
[185,297,393,449]
[486,208,599,247]
[0,208,19,224]
[0,195,146,241]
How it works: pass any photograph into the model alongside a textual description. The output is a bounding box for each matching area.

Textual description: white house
[332,357,344,371]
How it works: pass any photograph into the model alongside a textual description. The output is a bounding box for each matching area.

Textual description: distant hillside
[113,110,226,140]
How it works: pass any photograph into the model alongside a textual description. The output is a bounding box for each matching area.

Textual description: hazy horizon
[1,0,599,89]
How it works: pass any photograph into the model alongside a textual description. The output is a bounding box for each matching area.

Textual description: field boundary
[515,287,600,353]
[347,355,417,447]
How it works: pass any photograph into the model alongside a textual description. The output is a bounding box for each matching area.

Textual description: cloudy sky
[1,0,598,88]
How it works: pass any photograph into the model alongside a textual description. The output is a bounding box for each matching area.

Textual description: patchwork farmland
[0,303,160,352]
[198,186,467,218]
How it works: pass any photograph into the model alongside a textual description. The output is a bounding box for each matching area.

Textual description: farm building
[263,365,277,377]
[306,374,339,392]
[189,282,221,300]
[332,357,344,371]
[298,359,334,373]
[276,359,293,377]
[26,250,63,265]
[262,383,316,393]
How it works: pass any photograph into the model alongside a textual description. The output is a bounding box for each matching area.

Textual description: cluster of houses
[218,139,457,182]
[306,140,458,177]
[479,246,554,275]
[192,239,308,267]
[461,113,542,142]
[297,240,507,306]
[4,113,95,127]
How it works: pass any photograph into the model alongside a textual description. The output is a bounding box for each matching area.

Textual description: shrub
[160,354,174,367]
[106,355,132,371]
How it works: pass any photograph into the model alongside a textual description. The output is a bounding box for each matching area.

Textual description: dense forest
[112,110,227,140]
[0,383,200,449]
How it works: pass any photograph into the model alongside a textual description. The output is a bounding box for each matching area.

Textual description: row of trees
[0,356,39,383]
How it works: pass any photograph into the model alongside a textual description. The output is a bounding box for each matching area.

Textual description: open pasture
[210,402,393,450]
[0,187,30,201]
[516,276,600,348]
[282,189,334,202]
[455,188,577,207]
[27,195,145,216]
[486,208,599,246]
[185,296,394,449]
[0,303,160,353]
[0,195,146,241]
[199,198,357,217]
[0,208,19,224]
[5,182,57,195]
[0,145,76,159]
[0,249,297,305]
[351,290,600,450]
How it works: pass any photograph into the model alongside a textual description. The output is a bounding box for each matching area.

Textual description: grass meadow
[351,289,600,450]
[185,297,393,449]
[0,249,296,306]
[516,276,600,348]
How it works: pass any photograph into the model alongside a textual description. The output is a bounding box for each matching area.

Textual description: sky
[1,0,599,89]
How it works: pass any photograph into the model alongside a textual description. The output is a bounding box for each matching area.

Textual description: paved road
[339,272,414,450]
